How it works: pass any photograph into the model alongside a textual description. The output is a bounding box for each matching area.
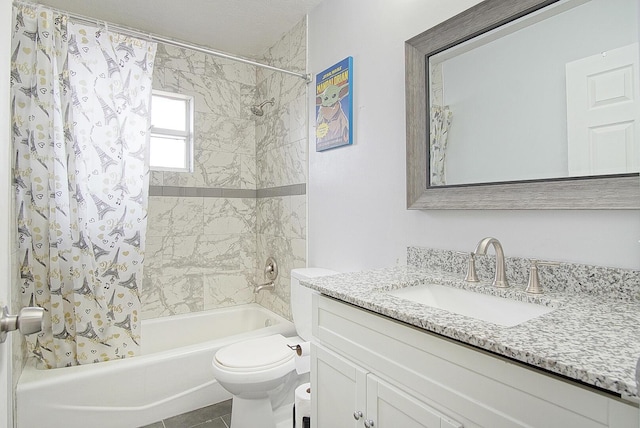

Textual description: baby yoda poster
[315,57,353,151]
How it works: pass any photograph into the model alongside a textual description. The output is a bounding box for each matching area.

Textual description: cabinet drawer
[313,294,639,428]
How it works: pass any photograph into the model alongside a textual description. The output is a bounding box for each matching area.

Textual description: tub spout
[254,281,275,294]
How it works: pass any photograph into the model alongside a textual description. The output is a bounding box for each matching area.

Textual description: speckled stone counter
[302,254,640,401]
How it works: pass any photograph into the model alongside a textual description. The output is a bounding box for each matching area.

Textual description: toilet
[211,268,337,428]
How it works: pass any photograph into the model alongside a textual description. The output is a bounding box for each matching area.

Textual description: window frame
[150,89,195,173]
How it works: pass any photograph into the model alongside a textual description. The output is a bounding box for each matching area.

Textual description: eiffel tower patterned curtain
[11,3,157,368]
[429,105,452,186]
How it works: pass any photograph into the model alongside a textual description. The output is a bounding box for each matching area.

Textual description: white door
[1,2,14,428]
[566,43,640,176]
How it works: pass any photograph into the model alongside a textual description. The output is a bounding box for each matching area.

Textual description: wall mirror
[405,0,640,209]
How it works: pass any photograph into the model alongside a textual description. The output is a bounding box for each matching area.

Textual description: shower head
[250,98,275,116]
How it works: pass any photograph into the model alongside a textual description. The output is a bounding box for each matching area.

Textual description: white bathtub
[16,304,296,428]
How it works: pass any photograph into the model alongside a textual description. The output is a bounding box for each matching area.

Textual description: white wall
[307,0,640,272]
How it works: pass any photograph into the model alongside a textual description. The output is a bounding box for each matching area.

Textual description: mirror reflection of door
[566,43,640,176]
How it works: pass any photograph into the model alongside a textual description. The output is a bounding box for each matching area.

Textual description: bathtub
[16,303,296,428]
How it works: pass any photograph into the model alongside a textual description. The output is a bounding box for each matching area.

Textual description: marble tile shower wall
[151,43,258,189]
[143,20,307,320]
[143,43,259,318]
[255,20,308,319]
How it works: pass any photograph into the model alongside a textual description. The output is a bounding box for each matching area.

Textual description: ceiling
[30,0,324,58]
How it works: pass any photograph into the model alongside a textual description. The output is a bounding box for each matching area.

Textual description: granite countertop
[302,266,640,400]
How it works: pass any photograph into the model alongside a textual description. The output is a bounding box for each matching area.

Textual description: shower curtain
[11,3,156,368]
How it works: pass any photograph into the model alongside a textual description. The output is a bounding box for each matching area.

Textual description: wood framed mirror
[405,0,640,209]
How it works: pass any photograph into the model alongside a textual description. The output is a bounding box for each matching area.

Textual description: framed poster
[315,56,353,151]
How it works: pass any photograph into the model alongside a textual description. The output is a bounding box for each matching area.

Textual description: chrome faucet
[253,281,275,294]
[474,237,509,288]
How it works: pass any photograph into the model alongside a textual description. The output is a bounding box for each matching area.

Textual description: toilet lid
[215,334,294,369]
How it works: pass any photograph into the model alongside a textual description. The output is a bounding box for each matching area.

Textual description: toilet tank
[291,268,337,340]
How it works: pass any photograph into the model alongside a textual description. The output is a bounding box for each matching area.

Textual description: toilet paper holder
[289,342,311,375]
[287,344,304,356]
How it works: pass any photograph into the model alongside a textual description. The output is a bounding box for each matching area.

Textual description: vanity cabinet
[310,294,639,428]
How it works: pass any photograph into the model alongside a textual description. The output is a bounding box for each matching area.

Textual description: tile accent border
[149,184,306,198]
[256,184,306,198]
[407,246,640,302]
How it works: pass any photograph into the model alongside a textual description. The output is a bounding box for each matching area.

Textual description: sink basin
[387,284,554,327]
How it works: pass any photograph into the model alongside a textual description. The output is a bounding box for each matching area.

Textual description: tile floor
[139,400,232,428]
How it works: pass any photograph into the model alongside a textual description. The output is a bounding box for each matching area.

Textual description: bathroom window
[150,90,194,172]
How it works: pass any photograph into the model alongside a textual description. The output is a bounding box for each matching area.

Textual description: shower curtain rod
[13,1,313,83]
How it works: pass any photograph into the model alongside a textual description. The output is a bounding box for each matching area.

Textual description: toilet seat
[214,334,294,372]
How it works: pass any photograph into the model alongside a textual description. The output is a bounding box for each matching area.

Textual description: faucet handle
[526,260,560,294]
[457,252,479,283]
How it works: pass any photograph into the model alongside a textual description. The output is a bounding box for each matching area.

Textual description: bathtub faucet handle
[254,257,278,294]
[264,257,278,282]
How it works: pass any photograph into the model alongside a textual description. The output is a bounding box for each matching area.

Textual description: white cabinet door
[312,344,367,428]
[312,344,465,428]
[367,375,462,428]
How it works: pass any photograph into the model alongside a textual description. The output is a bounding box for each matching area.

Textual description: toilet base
[230,396,276,428]
[226,372,308,428]
[229,397,296,428]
